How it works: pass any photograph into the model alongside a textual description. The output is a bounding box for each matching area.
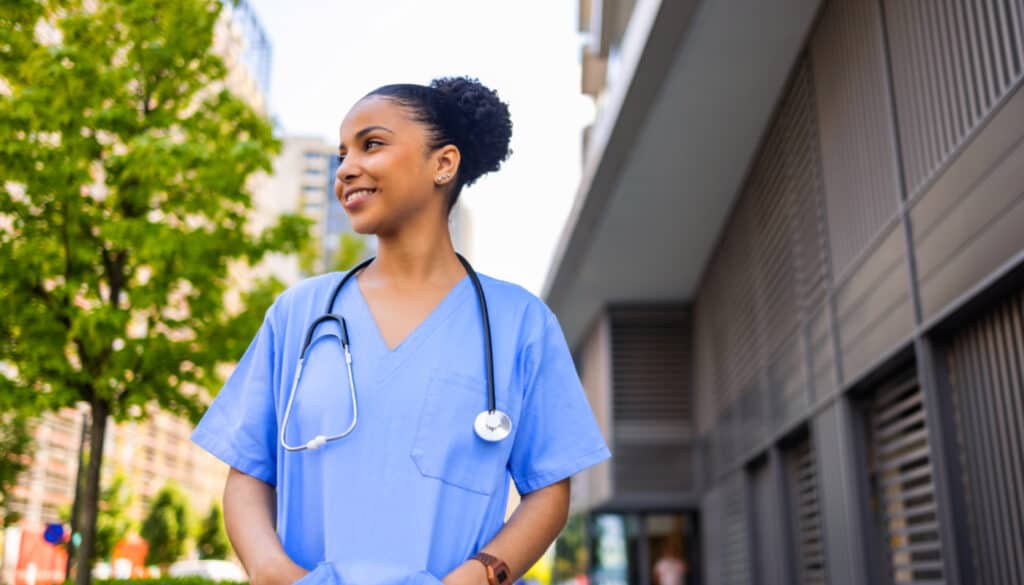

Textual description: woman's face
[334,96,455,236]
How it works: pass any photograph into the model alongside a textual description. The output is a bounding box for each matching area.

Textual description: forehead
[338,96,423,142]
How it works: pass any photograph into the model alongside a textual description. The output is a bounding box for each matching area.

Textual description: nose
[335,154,360,184]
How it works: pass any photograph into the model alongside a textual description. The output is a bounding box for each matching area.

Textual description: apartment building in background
[555,0,1024,584]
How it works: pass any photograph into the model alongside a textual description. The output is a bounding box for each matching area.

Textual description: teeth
[346,188,375,202]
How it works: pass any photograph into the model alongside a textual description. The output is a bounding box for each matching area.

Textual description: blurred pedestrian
[652,539,686,585]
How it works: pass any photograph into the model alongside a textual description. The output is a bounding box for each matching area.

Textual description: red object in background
[14,527,67,585]
[112,534,149,578]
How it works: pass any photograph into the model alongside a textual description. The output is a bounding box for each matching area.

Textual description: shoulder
[265,272,345,322]
[474,272,557,326]
[473,272,566,365]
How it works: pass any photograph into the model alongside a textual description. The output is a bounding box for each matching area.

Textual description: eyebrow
[338,125,394,150]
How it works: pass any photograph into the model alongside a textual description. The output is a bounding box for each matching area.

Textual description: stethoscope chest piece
[475,409,512,442]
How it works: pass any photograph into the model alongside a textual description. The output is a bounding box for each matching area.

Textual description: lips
[342,187,376,209]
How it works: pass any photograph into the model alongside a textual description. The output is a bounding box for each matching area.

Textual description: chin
[346,213,383,236]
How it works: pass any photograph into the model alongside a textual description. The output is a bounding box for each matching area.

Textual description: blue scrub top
[191,271,611,585]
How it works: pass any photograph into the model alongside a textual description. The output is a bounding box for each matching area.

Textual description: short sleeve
[191,309,279,486]
[508,308,611,494]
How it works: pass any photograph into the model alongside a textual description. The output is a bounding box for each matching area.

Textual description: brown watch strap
[470,552,511,585]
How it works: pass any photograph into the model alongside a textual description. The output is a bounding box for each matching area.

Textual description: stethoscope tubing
[280,254,501,452]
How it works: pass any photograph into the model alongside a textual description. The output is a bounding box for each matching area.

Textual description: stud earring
[436,174,452,184]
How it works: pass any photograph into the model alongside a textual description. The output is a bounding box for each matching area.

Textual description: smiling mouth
[345,188,377,204]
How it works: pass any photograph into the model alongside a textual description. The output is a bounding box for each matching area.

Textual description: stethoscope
[279,253,512,452]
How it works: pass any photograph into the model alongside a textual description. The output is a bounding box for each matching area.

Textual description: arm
[223,467,308,585]
[442,478,570,585]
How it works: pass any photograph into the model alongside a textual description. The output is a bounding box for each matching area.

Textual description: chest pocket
[411,371,516,496]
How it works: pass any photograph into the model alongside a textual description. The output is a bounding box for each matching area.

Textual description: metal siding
[785,436,828,585]
[866,373,946,585]
[947,289,1024,585]
[740,380,766,457]
[834,222,914,384]
[811,0,902,278]
[702,483,725,585]
[613,443,694,494]
[695,295,718,436]
[769,332,808,428]
[809,302,837,403]
[723,474,751,585]
[751,460,782,585]
[883,0,1024,197]
[815,401,872,585]
[910,83,1024,320]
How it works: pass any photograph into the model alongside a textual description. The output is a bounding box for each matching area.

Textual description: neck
[367,212,464,286]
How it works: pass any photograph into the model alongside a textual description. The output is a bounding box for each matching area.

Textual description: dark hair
[364,76,513,210]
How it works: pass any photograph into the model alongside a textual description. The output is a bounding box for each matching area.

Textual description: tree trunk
[74,399,109,585]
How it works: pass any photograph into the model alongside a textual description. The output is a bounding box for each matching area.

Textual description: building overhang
[543,0,822,350]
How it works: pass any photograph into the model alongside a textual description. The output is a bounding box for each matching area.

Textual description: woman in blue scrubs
[191,77,611,585]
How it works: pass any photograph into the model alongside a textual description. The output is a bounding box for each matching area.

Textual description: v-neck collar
[351,274,472,382]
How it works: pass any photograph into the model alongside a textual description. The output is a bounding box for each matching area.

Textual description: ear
[432,144,461,187]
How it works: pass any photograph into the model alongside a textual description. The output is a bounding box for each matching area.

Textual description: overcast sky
[246,0,594,295]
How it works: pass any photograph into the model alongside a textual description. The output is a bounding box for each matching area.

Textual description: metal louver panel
[811,0,901,278]
[610,307,690,426]
[786,436,827,585]
[883,0,1024,197]
[948,289,1024,585]
[787,59,830,317]
[693,55,828,430]
[610,307,693,494]
[750,110,799,356]
[867,373,945,585]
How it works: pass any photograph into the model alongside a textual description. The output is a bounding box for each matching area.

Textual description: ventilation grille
[786,436,827,585]
[610,307,691,425]
[884,0,1024,196]
[948,289,1024,585]
[867,374,945,584]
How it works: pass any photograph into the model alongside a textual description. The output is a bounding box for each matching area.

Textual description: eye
[365,139,383,150]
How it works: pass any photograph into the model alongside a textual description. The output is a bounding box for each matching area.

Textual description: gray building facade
[551,0,1024,584]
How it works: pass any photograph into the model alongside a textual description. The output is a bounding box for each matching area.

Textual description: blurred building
[265,136,375,276]
[3,3,273,584]
[554,0,1024,584]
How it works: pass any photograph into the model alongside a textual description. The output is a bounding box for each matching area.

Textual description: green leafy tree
[0,411,33,527]
[57,468,133,563]
[299,232,368,275]
[196,501,230,560]
[331,233,369,272]
[95,470,134,562]
[140,483,191,567]
[0,2,309,585]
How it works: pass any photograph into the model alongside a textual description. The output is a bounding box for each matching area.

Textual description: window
[865,372,944,584]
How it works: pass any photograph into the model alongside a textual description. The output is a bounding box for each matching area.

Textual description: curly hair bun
[430,76,512,187]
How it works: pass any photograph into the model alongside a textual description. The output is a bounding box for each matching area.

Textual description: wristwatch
[470,552,511,585]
